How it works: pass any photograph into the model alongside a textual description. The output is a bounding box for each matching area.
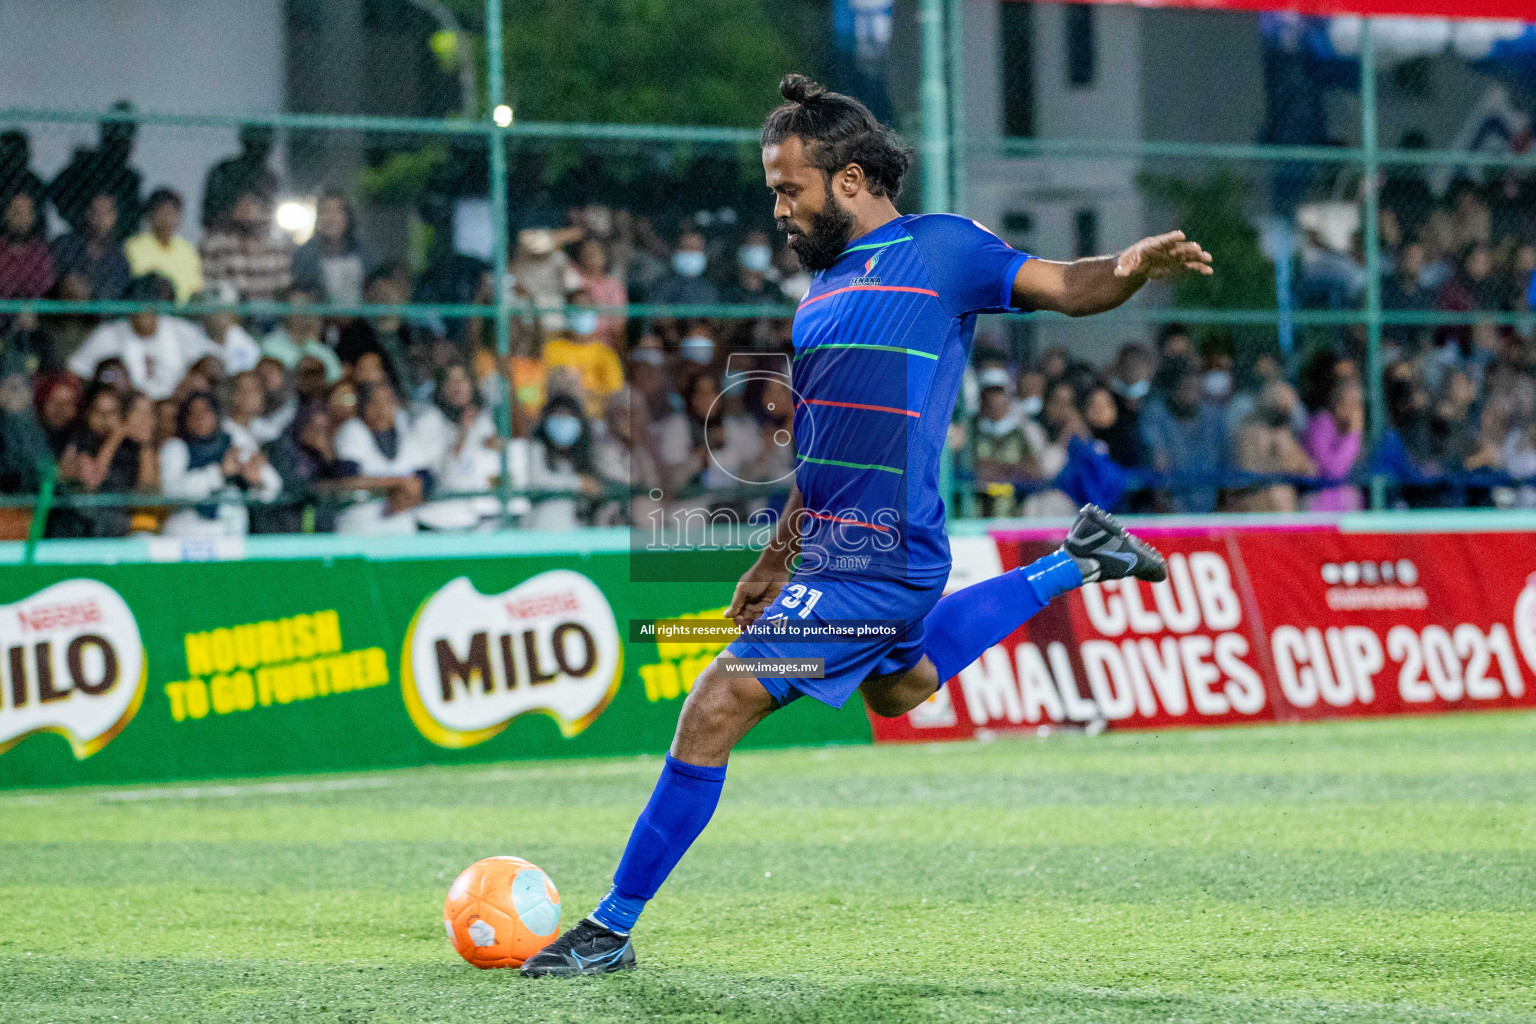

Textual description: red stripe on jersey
[803,510,892,532]
[798,284,940,309]
[798,398,921,418]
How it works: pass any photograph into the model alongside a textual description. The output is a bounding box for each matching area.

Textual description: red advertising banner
[1005,0,1536,23]
[870,525,1536,743]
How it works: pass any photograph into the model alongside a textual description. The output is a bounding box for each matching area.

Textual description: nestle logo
[850,276,881,286]
[1321,561,1418,587]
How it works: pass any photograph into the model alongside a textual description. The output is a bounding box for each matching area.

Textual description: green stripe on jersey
[839,234,914,257]
[801,455,905,475]
[794,343,939,361]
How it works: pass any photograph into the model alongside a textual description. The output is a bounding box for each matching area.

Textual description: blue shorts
[723,570,949,709]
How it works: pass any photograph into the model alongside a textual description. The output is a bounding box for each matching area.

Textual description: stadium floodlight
[274,198,317,244]
[493,104,514,127]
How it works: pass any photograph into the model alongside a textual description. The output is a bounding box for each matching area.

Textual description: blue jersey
[789,213,1033,580]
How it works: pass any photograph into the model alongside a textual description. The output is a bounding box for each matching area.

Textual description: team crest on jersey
[850,248,883,286]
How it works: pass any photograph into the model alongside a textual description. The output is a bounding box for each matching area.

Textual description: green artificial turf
[2,712,1535,1023]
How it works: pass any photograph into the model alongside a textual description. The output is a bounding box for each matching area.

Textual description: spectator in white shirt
[414,363,502,530]
[160,390,280,538]
[193,282,261,373]
[527,393,600,530]
[68,274,210,400]
[333,382,432,534]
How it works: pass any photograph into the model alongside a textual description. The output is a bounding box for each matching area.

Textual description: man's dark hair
[145,187,183,214]
[761,74,912,199]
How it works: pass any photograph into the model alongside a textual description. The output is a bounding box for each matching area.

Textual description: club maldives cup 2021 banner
[873,526,1536,743]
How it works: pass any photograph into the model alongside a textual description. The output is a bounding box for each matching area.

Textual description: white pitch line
[0,756,664,805]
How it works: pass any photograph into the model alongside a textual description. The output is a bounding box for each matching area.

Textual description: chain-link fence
[0,0,1533,553]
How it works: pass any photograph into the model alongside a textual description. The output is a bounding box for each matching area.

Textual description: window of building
[1065,4,1096,89]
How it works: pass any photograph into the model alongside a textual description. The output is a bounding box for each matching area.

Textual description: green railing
[2,2,1528,538]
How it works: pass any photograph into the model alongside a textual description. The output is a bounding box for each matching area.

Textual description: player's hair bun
[780,73,827,105]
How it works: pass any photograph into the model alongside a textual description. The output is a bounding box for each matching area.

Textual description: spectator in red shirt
[0,191,54,299]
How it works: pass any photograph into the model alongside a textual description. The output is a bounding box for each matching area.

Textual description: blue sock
[589,753,727,934]
[921,549,1083,682]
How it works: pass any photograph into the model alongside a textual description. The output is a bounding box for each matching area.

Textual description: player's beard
[780,179,857,273]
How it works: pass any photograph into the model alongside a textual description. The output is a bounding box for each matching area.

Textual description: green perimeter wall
[3,509,1534,790]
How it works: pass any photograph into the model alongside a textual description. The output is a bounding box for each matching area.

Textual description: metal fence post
[485,0,514,526]
[1360,18,1386,511]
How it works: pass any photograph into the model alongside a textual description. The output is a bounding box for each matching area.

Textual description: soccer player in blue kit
[522,74,1214,976]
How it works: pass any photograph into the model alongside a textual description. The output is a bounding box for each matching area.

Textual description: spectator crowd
[0,115,1533,539]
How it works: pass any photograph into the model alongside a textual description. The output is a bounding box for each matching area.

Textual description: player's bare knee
[670,660,777,763]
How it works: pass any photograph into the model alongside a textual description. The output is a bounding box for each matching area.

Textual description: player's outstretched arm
[1011,230,1213,318]
[726,484,802,630]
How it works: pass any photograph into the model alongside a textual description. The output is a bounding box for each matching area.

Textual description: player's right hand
[727,574,786,630]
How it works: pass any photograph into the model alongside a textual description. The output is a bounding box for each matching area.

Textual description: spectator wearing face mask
[200,188,292,303]
[648,229,719,308]
[69,275,211,400]
[1012,369,1046,424]
[51,192,131,301]
[292,190,368,305]
[0,191,54,300]
[1231,380,1316,512]
[573,238,626,350]
[333,382,433,534]
[161,390,280,538]
[541,288,624,417]
[675,322,718,372]
[527,394,600,530]
[1139,358,1229,513]
[721,230,784,349]
[126,188,203,305]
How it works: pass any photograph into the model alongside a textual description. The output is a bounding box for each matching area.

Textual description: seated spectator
[1302,379,1365,511]
[1139,359,1228,513]
[971,369,1039,518]
[33,374,81,459]
[648,229,718,309]
[292,190,367,305]
[774,243,811,303]
[1231,381,1316,512]
[542,289,624,417]
[573,237,627,349]
[1437,243,1505,313]
[527,394,599,530]
[51,193,130,301]
[1013,369,1046,423]
[1082,382,1143,469]
[334,267,416,392]
[126,188,203,305]
[51,384,157,537]
[0,369,52,496]
[593,387,662,527]
[250,356,297,444]
[414,363,502,531]
[192,283,262,374]
[160,390,279,538]
[49,107,142,239]
[222,370,269,451]
[261,287,344,382]
[200,188,292,302]
[1502,419,1536,509]
[69,275,210,400]
[333,382,431,534]
[262,405,357,534]
[0,191,54,299]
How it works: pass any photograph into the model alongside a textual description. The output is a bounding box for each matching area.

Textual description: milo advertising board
[0,548,871,789]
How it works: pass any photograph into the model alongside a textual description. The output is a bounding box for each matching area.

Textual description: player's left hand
[1114,231,1213,280]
